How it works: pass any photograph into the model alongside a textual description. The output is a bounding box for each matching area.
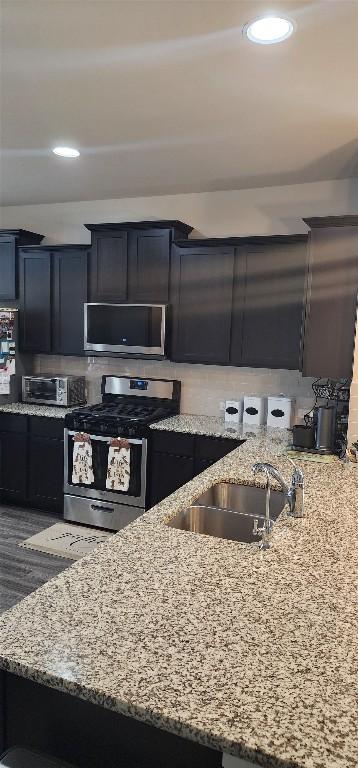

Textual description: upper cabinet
[170,243,235,364]
[89,229,128,302]
[19,249,52,353]
[302,216,358,379]
[85,221,193,304]
[231,237,307,369]
[171,237,307,370]
[19,245,89,355]
[52,248,88,355]
[0,229,43,302]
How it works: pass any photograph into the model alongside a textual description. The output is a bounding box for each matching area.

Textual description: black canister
[315,404,336,453]
[292,424,315,449]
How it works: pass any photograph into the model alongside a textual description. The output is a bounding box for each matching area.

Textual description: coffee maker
[292,379,350,456]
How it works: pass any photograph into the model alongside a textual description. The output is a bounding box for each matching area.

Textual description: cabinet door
[149,452,194,506]
[0,237,16,301]
[303,226,358,379]
[53,249,88,355]
[0,431,27,501]
[231,242,306,369]
[90,231,128,301]
[128,228,171,302]
[19,250,51,353]
[171,245,235,364]
[28,436,64,510]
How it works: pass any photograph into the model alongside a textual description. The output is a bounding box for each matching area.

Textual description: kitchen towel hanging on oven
[106,438,131,492]
[72,433,94,485]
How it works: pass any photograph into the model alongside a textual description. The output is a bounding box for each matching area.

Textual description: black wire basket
[312,379,350,403]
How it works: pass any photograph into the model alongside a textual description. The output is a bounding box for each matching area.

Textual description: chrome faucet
[252,460,305,518]
[251,463,273,550]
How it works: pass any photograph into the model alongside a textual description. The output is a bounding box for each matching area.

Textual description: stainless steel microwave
[84,303,167,357]
[22,375,86,407]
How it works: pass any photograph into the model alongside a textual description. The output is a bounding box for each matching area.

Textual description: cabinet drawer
[196,436,241,461]
[28,416,64,439]
[151,430,195,457]
[0,413,27,433]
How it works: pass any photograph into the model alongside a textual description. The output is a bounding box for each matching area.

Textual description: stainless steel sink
[165,483,286,544]
[193,483,285,521]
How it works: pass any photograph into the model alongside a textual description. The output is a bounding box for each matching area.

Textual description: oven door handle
[66,430,143,446]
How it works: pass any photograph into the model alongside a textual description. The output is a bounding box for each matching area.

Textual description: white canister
[267,396,294,429]
[224,399,243,426]
[243,396,266,426]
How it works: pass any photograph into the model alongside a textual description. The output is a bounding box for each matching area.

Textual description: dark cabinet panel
[0,414,64,511]
[0,431,27,501]
[28,435,64,510]
[53,248,88,355]
[19,250,51,353]
[171,245,235,364]
[302,223,358,379]
[149,451,194,507]
[149,431,243,507]
[0,238,16,301]
[90,231,128,301]
[231,241,307,369]
[128,228,171,302]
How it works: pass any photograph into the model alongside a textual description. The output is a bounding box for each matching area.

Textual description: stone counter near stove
[0,426,357,768]
[0,402,80,418]
[150,413,247,439]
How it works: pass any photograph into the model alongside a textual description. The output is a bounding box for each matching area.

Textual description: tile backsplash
[35,355,316,420]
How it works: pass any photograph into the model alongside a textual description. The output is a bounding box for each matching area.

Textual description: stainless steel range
[64,375,180,531]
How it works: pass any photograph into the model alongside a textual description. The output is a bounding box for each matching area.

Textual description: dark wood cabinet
[128,228,170,302]
[0,432,27,502]
[150,452,194,507]
[231,237,307,369]
[86,221,192,304]
[28,434,64,511]
[52,247,88,355]
[0,414,64,512]
[0,229,43,302]
[171,244,235,364]
[0,237,16,302]
[302,216,358,379]
[19,245,89,356]
[19,249,52,353]
[149,430,242,507]
[89,230,128,302]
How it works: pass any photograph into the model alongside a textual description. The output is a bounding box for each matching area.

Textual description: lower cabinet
[0,414,64,513]
[149,431,243,507]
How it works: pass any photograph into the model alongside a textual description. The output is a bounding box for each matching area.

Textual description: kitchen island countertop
[0,425,357,768]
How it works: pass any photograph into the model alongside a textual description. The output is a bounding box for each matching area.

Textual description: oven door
[64,430,147,507]
[23,377,59,405]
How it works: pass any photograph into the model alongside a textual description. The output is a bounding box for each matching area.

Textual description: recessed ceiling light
[244,16,294,45]
[52,146,80,158]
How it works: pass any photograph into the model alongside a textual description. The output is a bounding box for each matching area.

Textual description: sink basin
[193,482,285,521]
[165,483,286,543]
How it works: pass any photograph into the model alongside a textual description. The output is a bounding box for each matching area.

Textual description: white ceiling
[1,0,358,206]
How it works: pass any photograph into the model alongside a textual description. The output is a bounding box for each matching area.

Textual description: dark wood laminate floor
[0,505,71,614]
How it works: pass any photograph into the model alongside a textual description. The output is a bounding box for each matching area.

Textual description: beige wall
[1,178,358,243]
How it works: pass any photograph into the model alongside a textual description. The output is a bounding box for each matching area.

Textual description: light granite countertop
[0,402,79,418]
[150,413,251,439]
[0,427,357,768]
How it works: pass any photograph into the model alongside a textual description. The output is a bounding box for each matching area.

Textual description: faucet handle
[287,457,304,486]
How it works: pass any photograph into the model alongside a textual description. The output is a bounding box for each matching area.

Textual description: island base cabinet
[2,672,221,768]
